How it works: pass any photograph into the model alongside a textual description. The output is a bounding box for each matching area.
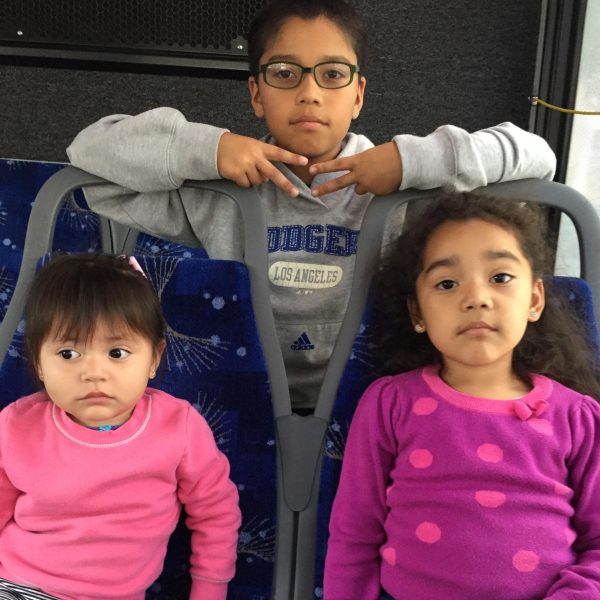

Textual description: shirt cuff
[189,578,228,600]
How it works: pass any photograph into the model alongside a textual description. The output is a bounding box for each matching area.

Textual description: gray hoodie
[67,108,556,409]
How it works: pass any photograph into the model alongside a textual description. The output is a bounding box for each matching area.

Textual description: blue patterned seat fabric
[0,160,208,325]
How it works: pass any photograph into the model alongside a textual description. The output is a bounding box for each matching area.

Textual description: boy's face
[248,16,366,164]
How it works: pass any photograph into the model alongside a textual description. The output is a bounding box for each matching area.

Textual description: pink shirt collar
[422,366,553,420]
[51,391,152,447]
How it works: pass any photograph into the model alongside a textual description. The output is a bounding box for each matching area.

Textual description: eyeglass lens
[264,62,353,89]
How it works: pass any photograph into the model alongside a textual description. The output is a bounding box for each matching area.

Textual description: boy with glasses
[67,0,556,412]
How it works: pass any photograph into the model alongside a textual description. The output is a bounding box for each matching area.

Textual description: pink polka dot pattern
[527,418,554,436]
[554,482,571,496]
[477,443,504,463]
[475,490,507,508]
[381,546,397,566]
[565,528,577,546]
[409,449,433,469]
[416,521,441,544]
[413,397,438,416]
[512,550,540,572]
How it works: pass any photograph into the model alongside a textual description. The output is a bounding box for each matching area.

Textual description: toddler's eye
[109,348,131,359]
[435,279,457,290]
[491,273,513,284]
[59,349,80,360]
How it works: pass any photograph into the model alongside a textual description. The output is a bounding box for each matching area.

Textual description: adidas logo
[291,332,315,351]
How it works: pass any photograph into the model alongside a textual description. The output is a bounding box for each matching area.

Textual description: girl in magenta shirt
[0,254,240,600]
[324,193,600,599]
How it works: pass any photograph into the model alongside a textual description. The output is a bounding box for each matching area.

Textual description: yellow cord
[530,96,600,115]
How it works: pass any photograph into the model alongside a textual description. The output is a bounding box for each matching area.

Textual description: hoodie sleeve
[324,377,399,600]
[394,122,556,192]
[543,396,600,598]
[66,107,233,248]
[176,405,241,596]
[0,407,20,531]
[67,107,227,191]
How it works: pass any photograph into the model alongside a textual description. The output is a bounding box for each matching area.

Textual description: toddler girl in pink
[0,254,241,600]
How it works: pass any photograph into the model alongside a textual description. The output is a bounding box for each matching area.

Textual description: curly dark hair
[372,192,600,400]
[247,0,368,76]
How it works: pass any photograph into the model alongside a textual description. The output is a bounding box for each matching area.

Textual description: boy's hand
[308,142,403,197]
[217,132,308,197]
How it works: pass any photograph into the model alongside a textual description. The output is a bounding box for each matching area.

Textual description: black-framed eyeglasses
[259,61,361,89]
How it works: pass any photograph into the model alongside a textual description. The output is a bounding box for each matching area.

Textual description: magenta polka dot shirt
[324,367,600,599]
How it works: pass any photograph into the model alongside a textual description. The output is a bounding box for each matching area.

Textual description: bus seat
[1,162,599,600]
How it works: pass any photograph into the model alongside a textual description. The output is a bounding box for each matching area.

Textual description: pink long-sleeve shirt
[0,388,241,600]
[324,367,600,599]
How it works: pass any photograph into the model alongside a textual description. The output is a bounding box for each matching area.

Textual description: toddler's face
[248,16,365,164]
[411,219,545,381]
[36,320,162,427]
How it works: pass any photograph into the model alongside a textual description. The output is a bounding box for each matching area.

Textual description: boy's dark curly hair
[247,0,368,76]
[372,192,600,400]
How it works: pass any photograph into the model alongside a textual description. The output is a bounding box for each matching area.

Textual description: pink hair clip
[120,255,147,278]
